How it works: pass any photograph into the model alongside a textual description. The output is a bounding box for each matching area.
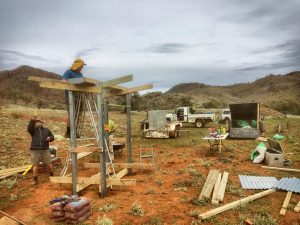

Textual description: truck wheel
[195,120,205,128]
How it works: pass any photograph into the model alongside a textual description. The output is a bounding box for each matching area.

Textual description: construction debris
[274,178,300,193]
[199,189,276,220]
[239,175,278,190]
[279,191,292,216]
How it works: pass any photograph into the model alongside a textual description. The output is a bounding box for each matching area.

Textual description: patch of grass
[227,184,245,197]
[143,216,164,225]
[10,112,22,119]
[9,194,18,201]
[128,202,145,216]
[238,212,277,225]
[145,189,155,195]
[190,198,209,206]
[187,209,201,218]
[173,179,193,188]
[174,187,187,192]
[99,202,116,212]
[200,159,212,168]
[96,215,113,225]
[179,195,189,203]
[0,177,18,190]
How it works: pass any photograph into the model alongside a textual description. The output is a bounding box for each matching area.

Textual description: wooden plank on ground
[39,81,101,93]
[84,162,154,170]
[211,173,222,205]
[0,210,27,225]
[50,176,135,187]
[114,168,128,179]
[0,166,29,174]
[261,166,300,173]
[199,189,276,220]
[216,171,229,202]
[198,170,219,200]
[77,152,93,159]
[76,173,100,192]
[294,200,300,213]
[71,146,102,153]
[279,191,292,215]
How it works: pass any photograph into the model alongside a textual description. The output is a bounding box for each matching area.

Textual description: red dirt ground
[0,109,299,225]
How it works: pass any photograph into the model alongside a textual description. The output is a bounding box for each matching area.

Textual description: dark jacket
[27,119,54,150]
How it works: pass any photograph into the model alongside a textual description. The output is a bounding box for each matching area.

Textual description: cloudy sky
[0,0,299,92]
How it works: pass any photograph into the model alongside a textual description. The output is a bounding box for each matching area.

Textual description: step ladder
[139,145,156,168]
[61,92,116,185]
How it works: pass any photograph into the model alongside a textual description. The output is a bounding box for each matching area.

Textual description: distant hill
[133,71,300,115]
[0,65,65,109]
[0,66,300,114]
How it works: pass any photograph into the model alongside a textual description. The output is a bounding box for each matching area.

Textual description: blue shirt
[62,69,83,80]
[62,69,84,97]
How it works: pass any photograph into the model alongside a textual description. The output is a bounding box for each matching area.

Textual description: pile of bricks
[50,198,92,224]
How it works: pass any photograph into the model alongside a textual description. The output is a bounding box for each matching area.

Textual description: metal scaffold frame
[28,75,153,197]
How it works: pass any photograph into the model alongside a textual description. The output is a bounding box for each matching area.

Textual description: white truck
[220,109,231,125]
[141,110,182,139]
[167,106,216,128]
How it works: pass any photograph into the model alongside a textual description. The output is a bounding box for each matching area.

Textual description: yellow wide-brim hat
[71,58,86,71]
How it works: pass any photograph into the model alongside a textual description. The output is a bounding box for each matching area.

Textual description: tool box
[264,139,284,167]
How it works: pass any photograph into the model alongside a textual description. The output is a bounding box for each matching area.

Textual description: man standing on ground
[62,58,86,138]
[27,116,54,187]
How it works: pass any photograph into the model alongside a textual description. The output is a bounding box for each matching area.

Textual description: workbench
[202,133,229,155]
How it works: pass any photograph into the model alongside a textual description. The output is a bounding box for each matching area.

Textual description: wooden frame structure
[28,74,153,197]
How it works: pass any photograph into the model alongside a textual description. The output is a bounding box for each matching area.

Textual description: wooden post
[279,191,292,215]
[126,93,132,175]
[69,90,78,195]
[199,189,276,220]
[97,82,107,197]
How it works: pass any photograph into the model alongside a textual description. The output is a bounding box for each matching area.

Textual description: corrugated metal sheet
[148,110,167,130]
[239,175,278,190]
[274,178,300,193]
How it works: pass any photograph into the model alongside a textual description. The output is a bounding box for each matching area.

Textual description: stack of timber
[198,170,229,205]
[0,165,29,180]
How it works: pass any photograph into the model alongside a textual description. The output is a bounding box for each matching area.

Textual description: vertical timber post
[126,93,132,175]
[97,82,107,197]
[69,90,78,195]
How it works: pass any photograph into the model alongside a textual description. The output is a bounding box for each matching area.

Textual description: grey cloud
[0,49,48,62]
[74,48,100,58]
[143,43,190,54]
[238,40,300,72]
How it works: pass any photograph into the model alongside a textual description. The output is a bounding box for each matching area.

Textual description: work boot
[32,176,38,188]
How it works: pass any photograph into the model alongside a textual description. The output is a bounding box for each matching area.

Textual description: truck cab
[173,106,215,128]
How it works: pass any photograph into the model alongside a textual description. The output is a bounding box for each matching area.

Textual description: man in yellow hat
[62,58,86,137]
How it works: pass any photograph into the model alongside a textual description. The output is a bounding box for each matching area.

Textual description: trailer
[229,102,261,139]
[141,110,182,138]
